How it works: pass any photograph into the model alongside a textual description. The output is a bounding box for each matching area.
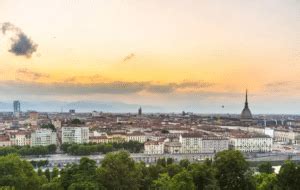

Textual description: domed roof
[241,107,252,119]
[240,90,253,120]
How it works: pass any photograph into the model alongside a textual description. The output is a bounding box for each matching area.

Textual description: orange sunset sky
[0,0,299,113]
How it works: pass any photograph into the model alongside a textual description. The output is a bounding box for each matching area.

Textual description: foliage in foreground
[0,150,300,190]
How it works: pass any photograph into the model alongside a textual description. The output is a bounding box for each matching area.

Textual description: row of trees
[0,150,300,190]
[61,141,144,155]
[0,144,56,156]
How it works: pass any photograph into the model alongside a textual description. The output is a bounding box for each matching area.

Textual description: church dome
[241,107,252,119]
[240,90,253,120]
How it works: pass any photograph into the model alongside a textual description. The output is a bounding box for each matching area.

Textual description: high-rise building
[31,129,57,147]
[62,125,89,144]
[138,107,142,116]
[13,100,21,117]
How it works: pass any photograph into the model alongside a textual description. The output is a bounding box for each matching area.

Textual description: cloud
[0,80,214,96]
[123,53,135,62]
[0,22,38,58]
[264,80,300,94]
[16,68,49,80]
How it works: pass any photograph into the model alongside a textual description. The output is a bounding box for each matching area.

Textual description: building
[69,109,76,114]
[31,129,57,146]
[9,131,31,146]
[164,141,181,154]
[229,132,272,152]
[179,133,203,154]
[138,107,142,116]
[126,131,147,143]
[240,90,253,121]
[13,100,21,117]
[0,135,11,147]
[62,125,89,144]
[144,139,166,154]
[202,136,229,153]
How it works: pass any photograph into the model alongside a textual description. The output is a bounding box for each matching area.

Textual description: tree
[52,167,59,179]
[97,151,141,190]
[40,124,56,132]
[189,163,219,190]
[0,154,43,190]
[170,169,195,190]
[254,173,277,190]
[258,162,274,174]
[153,173,172,190]
[60,157,100,190]
[179,159,190,169]
[277,160,300,190]
[37,168,43,176]
[214,150,255,190]
[47,145,57,154]
[167,158,174,165]
[45,169,51,181]
[71,119,83,125]
[157,158,167,167]
[166,164,182,177]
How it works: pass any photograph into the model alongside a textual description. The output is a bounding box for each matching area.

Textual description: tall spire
[245,89,248,108]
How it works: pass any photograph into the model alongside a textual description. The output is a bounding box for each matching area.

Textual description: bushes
[0,145,57,157]
[61,141,143,155]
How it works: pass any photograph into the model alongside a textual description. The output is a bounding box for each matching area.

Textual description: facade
[144,139,165,154]
[31,129,57,146]
[13,100,21,117]
[179,133,203,153]
[0,135,11,147]
[229,133,272,152]
[202,136,229,153]
[126,131,147,143]
[273,129,299,144]
[62,126,89,144]
[164,141,181,154]
[9,131,31,146]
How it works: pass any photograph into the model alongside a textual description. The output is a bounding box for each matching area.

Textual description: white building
[179,133,203,154]
[229,133,272,152]
[9,131,31,146]
[126,131,147,143]
[202,136,229,153]
[164,141,181,154]
[273,129,299,144]
[31,129,57,146]
[144,139,166,154]
[62,126,89,144]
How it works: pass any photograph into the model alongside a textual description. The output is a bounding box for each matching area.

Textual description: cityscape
[1,0,300,190]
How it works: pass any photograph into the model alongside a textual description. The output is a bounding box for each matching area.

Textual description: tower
[13,100,21,117]
[138,107,142,116]
[240,89,253,121]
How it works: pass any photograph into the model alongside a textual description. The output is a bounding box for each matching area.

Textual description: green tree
[52,167,59,179]
[189,163,219,190]
[179,159,190,169]
[170,169,195,190]
[0,154,43,190]
[152,173,172,190]
[167,158,174,165]
[214,150,255,190]
[97,151,141,190]
[45,169,51,181]
[277,160,300,190]
[258,162,274,174]
[254,173,277,190]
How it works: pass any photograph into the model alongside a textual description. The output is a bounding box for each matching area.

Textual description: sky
[0,0,300,113]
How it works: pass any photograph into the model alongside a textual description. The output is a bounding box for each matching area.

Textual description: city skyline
[0,0,300,113]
